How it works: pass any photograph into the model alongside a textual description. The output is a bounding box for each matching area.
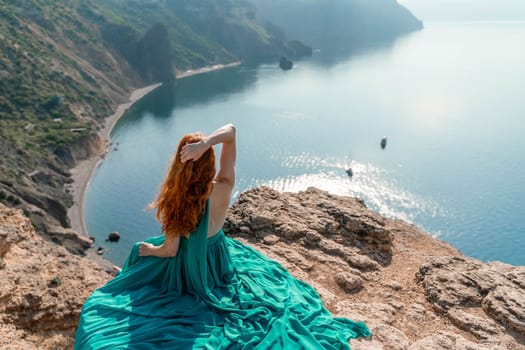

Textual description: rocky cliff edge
[1,187,524,349]
[0,203,108,349]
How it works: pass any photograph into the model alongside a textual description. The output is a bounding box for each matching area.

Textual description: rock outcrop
[224,187,524,349]
[279,56,293,70]
[0,204,108,349]
[417,256,525,339]
[1,187,524,349]
[136,23,175,83]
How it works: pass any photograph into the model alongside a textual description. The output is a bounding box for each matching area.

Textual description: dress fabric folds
[74,201,370,349]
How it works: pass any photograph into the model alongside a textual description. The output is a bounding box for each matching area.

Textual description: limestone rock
[335,302,396,325]
[404,303,430,322]
[2,187,524,349]
[408,331,508,350]
[225,187,524,349]
[262,234,280,245]
[447,307,500,339]
[225,187,393,268]
[335,272,363,293]
[373,324,410,350]
[0,204,109,349]
[46,225,92,255]
[350,337,385,350]
[279,56,293,70]
[483,284,525,335]
[417,255,525,337]
[106,231,120,242]
[0,223,26,262]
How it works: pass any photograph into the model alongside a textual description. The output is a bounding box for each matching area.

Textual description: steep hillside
[0,0,134,237]
[251,0,423,51]
[164,0,312,63]
[0,0,307,238]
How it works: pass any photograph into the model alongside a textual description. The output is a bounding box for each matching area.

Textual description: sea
[85,22,525,267]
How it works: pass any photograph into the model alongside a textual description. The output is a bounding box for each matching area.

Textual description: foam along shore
[68,61,243,241]
[176,61,241,79]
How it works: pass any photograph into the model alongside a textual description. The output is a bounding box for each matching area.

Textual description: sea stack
[106,231,121,242]
[279,56,293,70]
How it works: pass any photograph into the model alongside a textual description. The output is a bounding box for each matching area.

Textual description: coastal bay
[84,22,525,267]
[67,62,241,263]
[68,84,162,239]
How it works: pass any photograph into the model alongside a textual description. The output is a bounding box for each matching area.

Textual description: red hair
[150,133,216,238]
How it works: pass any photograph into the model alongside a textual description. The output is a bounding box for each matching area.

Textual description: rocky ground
[224,187,525,350]
[0,204,108,349]
[1,187,524,349]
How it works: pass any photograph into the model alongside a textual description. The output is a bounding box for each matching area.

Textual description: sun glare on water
[243,154,446,230]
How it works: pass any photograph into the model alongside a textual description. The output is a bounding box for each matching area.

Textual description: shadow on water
[121,66,258,125]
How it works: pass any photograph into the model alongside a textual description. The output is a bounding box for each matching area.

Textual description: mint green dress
[74,201,370,349]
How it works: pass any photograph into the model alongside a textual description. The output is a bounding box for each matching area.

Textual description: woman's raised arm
[180,124,236,186]
[180,124,236,235]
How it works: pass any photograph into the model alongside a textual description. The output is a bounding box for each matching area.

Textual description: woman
[75,124,370,349]
[137,123,236,260]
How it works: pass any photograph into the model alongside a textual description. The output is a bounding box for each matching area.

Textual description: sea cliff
[1,187,523,349]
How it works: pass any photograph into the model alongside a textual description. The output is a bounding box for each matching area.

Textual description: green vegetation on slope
[0,1,109,154]
[81,0,236,69]
[0,0,312,234]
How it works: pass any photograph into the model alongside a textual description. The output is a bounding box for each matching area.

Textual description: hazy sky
[399,0,525,21]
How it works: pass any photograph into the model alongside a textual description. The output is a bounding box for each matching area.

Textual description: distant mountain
[161,0,312,63]
[251,0,423,52]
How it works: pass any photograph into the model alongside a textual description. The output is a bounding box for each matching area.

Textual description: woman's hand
[138,239,179,258]
[138,242,155,256]
[180,140,209,163]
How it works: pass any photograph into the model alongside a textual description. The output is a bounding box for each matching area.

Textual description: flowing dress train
[74,201,370,349]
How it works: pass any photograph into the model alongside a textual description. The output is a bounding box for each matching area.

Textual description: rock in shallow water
[106,231,120,242]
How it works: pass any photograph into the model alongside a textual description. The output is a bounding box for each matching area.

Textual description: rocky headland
[1,187,523,349]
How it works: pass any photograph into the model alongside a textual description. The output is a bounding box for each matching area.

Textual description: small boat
[381,137,387,150]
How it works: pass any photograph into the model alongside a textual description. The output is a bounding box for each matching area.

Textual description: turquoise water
[85,22,525,267]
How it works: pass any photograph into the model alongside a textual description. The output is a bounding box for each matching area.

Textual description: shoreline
[67,61,242,260]
[176,61,240,79]
[67,83,163,240]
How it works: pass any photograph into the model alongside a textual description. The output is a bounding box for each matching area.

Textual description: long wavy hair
[150,133,216,238]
